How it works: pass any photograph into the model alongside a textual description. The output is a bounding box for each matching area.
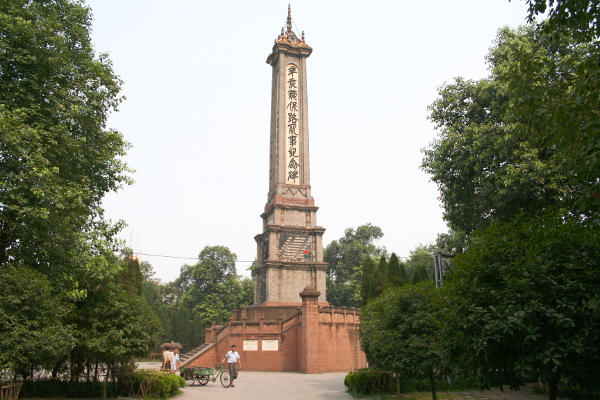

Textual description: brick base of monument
[183,286,367,373]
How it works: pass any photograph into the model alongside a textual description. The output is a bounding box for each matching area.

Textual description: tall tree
[491,15,600,210]
[359,257,377,306]
[0,267,73,378]
[0,0,131,295]
[361,282,444,400]
[178,246,253,329]
[441,211,600,400]
[521,0,600,41]
[387,253,407,287]
[324,224,385,307]
[423,70,572,236]
[405,246,434,282]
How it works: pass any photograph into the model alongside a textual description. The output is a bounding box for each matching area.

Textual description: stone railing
[207,311,302,345]
[318,306,360,325]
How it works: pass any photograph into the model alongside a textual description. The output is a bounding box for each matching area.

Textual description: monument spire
[286,4,292,33]
[253,6,327,305]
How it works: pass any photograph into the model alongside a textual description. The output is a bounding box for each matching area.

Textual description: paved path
[174,371,351,400]
[137,363,548,400]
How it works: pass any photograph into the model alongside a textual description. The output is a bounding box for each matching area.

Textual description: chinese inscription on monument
[286,64,300,183]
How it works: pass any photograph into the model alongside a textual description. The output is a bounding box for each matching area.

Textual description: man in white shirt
[172,348,181,372]
[221,344,241,387]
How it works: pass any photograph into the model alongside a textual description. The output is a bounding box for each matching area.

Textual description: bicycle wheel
[183,370,195,386]
[220,370,231,387]
[197,375,209,385]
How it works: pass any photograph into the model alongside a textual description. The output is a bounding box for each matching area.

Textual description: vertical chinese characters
[286,64,300,183]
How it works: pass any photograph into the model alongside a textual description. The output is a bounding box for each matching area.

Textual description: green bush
[118,371,185,398]
[344,369,395,395]
[20,380,115,398]
[344,370,479,395]
[535,376,600,400]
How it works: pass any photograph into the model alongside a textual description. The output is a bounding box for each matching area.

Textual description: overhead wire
[132,252,410,262]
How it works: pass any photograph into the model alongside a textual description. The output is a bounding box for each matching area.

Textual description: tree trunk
[429,370,437,400]
[548,367,561,400]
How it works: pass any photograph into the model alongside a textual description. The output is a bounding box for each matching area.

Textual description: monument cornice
[261,202,319,217]
[262,224,325,235]
[254,261,328,273]
[266,42,312,65]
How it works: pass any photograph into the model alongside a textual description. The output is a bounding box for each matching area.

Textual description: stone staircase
[279,235,309,261]
[179,342,214,367]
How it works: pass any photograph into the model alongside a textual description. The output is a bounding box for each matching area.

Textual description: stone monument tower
[253,6,328,305]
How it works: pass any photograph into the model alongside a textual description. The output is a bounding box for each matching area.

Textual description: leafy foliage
[360,282,445,399]
[325,224,385,307]
[441,211,600,399]
[344,369,396,396]
[405,246,434,282]
[179,246,253,326]
[0,267,73,377]
[0,0,131,295]
[423,70,572,236]
[151,246,254,350]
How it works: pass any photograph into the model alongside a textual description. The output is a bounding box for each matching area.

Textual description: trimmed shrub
[344,369,395,395]
[344,369,478,396]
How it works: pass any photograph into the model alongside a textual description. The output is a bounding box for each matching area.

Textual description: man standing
[162,347,173,371]
[172,348,181,372]
[221,344,241,387]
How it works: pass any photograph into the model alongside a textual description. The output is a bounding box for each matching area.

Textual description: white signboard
[243,340,258,351]
[262,339,278,351]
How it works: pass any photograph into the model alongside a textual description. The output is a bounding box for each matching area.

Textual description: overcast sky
[88,0,531,283]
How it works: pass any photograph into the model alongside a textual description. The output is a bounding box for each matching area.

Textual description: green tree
[411,265,429,284]
[119,251,144,296]
[361,282,444,400]
[359,257,377,306]
[490,18,600,210]
[69,287,162,379]
[171,306,193,351]
[387,253,407,286]
[0,267,73,377]
[178,246,253,329]
[441,211,600,400]
[521,0,600,41]
[0,0,131,297]
[423,69,572,236]
[405,246,434,282]
[325,224,385,307]
[66,252,162,380]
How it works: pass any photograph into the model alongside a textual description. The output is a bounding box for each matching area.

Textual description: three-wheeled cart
[181,363,231,387]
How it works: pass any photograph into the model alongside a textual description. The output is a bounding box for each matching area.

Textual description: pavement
[138,362,351,400]
[175,370,352,400]
[20,363,549,400]
[137,362,548,400]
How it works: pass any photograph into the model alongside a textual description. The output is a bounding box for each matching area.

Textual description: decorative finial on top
[286,4,292,33]
[301,31,305,43]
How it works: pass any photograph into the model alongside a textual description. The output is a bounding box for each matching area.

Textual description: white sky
[89,0,530,283]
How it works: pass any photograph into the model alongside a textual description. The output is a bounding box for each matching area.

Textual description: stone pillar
[300,285,320,373]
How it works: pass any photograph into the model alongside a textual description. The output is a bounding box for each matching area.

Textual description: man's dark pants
[228,363,238,381]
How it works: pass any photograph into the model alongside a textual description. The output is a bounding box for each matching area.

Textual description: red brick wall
[191,297,367,374]
[315,322,366,372]
[187,346,216,368]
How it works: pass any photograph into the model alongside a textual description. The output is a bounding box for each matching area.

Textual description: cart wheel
[198,376,209,385]
[183,370,195,386]
[220,371,231,387]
